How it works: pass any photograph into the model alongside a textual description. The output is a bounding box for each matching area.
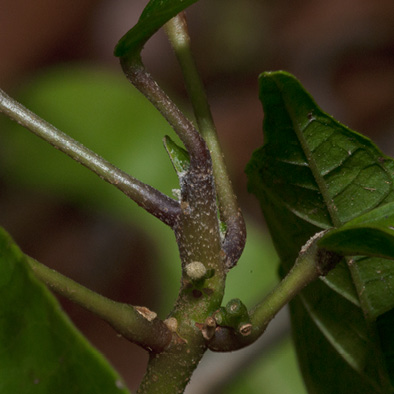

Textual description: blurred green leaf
[114,0,199,57]
[0,227,129,393]
[246,71,394,393]
[319,202,394,260]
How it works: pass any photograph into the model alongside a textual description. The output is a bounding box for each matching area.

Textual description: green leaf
[0,227,129,393]
[319,202,394,260]
[163,135,190,176]
[114,0,198,57]
[246,71,394,393]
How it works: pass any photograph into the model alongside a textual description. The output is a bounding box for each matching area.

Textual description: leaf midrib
[285,111,342,228]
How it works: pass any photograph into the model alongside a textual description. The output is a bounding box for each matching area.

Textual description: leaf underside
[319,201,394,260]
[246,71,394,393]
[0,227,129,394]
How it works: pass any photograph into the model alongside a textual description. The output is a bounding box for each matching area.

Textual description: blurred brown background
[1,0,394,390]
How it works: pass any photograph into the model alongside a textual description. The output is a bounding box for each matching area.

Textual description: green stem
[137,332,207,394]
[27,256,172,352]
[164,13,246,267]
[207,232,341,351]
[249,245,321,332]
[0,87,180,227]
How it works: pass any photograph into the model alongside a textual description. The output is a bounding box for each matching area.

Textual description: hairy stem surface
[164,13,246,267]
[120,57,210,170]
[119,48,230,393]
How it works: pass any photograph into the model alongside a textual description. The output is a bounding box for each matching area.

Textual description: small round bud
[185,261,207,280]
[213,307,226,325]
[201,317,216,340]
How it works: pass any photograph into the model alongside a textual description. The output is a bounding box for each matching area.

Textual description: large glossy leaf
[114,0,199,57]
[0,227,129,393]
[246,71,394,393]
[319,201,394,260]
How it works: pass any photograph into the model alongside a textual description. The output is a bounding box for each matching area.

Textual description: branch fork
[0,9,248,393]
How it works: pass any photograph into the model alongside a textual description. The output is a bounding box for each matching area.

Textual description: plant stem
[0,87,180,227]
[119,34,231,393]
[120,56,210,170]
[207,232,341,351]
[27,256,172,352]
[137,138,225,393]
[164,13,246,267]
[249,246,321,333]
